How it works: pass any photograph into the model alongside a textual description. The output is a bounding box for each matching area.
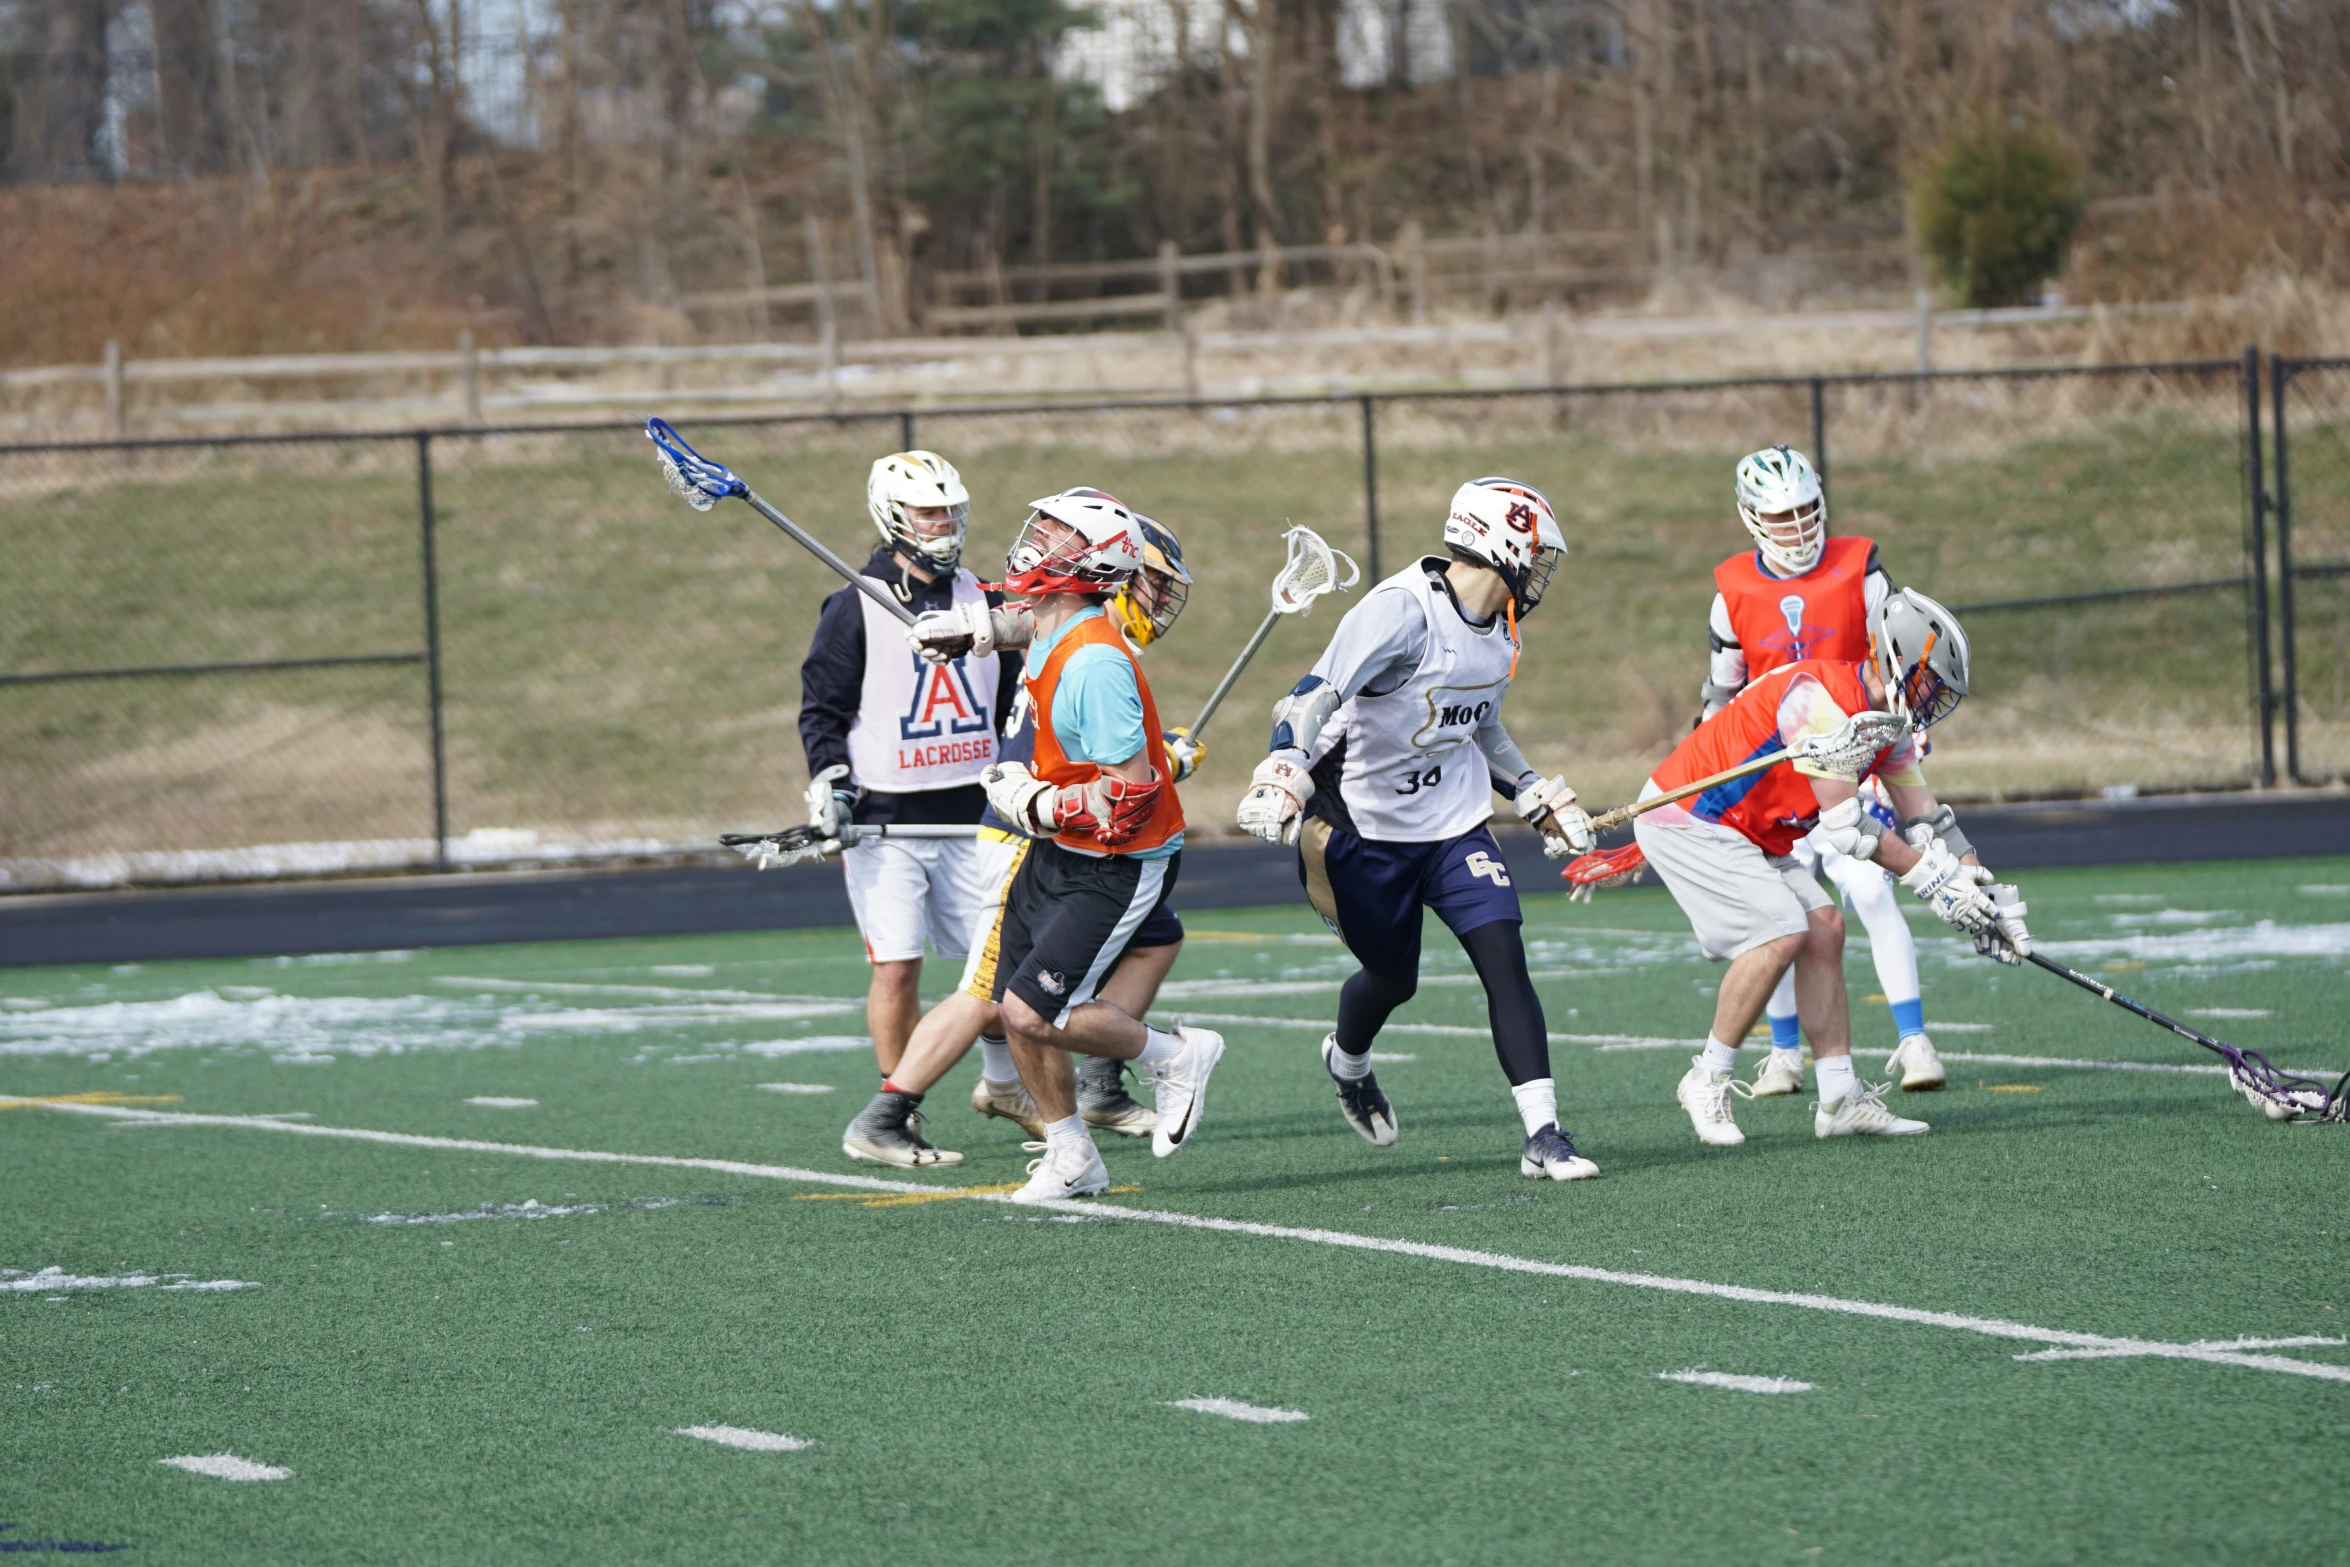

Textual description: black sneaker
[1320,1034,1398,1146]
[1076,1056,1157,1137]
[841,1090,964,1168]
[1519,1123,1598,1182]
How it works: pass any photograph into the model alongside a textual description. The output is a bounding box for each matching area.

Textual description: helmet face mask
[868,451,971,572]
[1735,445,1827,576]
[1111,517,1190,647]
[1442,477,1567,614]
[1868,588,1971,732]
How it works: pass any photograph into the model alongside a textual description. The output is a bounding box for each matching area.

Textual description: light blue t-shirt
[1025,607,1182,858]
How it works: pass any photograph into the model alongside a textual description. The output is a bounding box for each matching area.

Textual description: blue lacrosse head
[646,418,747,511]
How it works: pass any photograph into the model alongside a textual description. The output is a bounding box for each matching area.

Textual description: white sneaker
[1676,1057,1747,1147]
[1815,1081,1931,1138]
[1887,1034,1946,1092]
[1009,1136,1110,1204]
[971,1075,1047,1138]
[1149,1025,1226,1159]
[1749,1049,1807,1098]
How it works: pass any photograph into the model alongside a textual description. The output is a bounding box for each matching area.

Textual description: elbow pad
[1900,803,1973,862]
[1698,680,1743,719]
[1270,676,1343,756]
[1815,796,1884,861]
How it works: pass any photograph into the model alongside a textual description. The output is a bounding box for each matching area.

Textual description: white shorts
[1634,804,1831,963]
[841,833,1004,965]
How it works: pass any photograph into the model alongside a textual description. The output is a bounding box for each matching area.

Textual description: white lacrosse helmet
[868,450,971,571]
[1004,487,1145,598]
[1735,445,1827,576]
[1443,477,1566,612]
[1869,587,1971,731]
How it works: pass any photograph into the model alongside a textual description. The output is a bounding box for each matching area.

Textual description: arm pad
[1269,676,1343,759]
[1815,795,1883,861]
[1900,803,1974,861]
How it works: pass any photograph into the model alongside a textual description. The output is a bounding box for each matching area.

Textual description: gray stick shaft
[1188,608,1283,738]
[848,823,983,841]
[741,488,914,627]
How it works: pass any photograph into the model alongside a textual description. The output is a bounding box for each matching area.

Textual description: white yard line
[4,1266,257,1293]
[2013,1335,2346,1364]
[14,1096,2347,1388]
[437,976,815,1003]
[672,1425,811,1452]
[463,1097,538,1108]
[1659,1371,1813,1394]
[1163,1011,1701,1049]
[1166,1397,1310,1423]
[159,1454,290,1481]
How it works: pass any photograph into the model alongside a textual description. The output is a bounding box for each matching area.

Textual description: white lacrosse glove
[1513,774,1593,859]
[1165,727,1205,785]
[1237,755,1314,845]
[904,601,1033,666]
[1899,839,1995,934]
[805,763,857,844]
[1973,881,2031,964]
[981,762,1058,838]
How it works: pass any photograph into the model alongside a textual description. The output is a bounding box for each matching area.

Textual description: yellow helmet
[1110,516,1191,648]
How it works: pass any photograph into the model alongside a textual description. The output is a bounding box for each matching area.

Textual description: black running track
[5,791,2348,968]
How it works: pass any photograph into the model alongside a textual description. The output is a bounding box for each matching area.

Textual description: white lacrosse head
[1797,710,1911,777]
[657,449,718,512]
[1270,526,1361,616]
[1443,477,1566,611]
[1736,446,1827,575]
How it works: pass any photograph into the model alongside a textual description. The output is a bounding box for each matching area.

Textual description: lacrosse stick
[646,417,914,628]
[720,822,982,870]
[2010,947,2346,1123]
[1186,525,1360,741]
[1561,842,1646,902]
[1587,710,1911,834]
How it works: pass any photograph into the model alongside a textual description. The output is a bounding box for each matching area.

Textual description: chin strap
[1505,598,1520,679]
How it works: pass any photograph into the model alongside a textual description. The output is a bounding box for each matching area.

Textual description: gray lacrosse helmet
[1868,588,1970,730]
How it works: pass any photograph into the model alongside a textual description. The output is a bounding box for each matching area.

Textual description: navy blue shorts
[1130,890,1184,949]
[1296,819,1523,976]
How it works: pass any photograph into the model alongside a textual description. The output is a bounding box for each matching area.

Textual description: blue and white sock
[1890,998,1927,1042]
[1768,1009,1803,1054]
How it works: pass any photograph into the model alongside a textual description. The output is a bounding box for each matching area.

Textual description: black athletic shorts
[991,840,1183,1027]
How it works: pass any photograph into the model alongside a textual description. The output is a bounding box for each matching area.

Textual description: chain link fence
[2274,358,2350,786]
[0,355,2283,890]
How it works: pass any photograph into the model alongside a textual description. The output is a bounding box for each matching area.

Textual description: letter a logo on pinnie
[1466,851,1511,887]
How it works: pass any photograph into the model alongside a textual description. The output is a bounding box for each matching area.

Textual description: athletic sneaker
[1149,1025,1226,1159]
[1814,1082,1930,1138]
[1076,1057,1158,1138]
[1519,1124,1599,1181]
[1010,1136,1110,1204]
[1749,1048,1807,1098]
[1676,1056,1747,1147]
[1321,1034,1398,1146]
[972,1075,1048,1139]
[1887,1033,1946,1092]
[842,1090,965,1168]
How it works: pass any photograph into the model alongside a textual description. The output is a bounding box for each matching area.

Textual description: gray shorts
[1633,804,1831,962]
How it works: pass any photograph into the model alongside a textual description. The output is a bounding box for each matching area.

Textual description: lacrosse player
[797,452,1022,1108]
[956,489,1224,1204]
[1237,478,1602,1181]
[1639,589,2032,1147]
[839,516,1198,1166]
[1697,445,1947,1096]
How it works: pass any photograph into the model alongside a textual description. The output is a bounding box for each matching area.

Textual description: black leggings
[1334,919,1551,1086]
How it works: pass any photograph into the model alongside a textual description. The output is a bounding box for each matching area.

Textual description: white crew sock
[1817,1055,1858,1106]
[1511,1078,1559,1138]
[1328,1043,1373,1081]
[1700,1035,1740,1076]
[1135,1026,1183,1067]
[977,1035,1016,1084]
[1043,1113,1088,1149]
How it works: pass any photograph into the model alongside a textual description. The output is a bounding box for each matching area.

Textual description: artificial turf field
[5,856,2349,1564]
